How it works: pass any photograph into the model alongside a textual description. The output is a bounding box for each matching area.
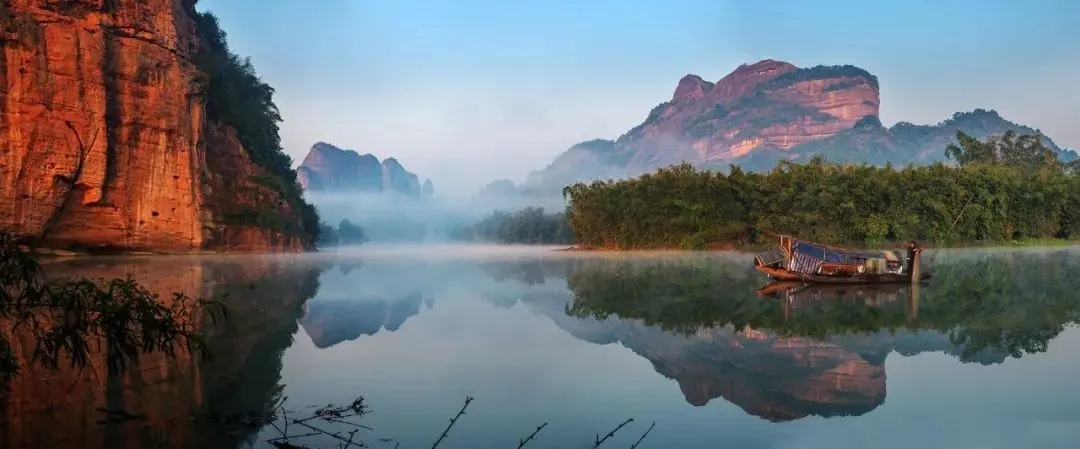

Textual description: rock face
[0,0,316,253]
[520,59,1074,193]
[296,142,428,198]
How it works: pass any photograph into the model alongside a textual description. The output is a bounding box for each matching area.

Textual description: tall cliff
[0,0,318,253]
[296,141,431,198]
[518,59,1073,195]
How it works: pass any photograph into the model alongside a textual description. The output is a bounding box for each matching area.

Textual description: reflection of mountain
[553,314,889,421]
[3,257,322,449]
[477,251,1080,422]
[296,259,472,348]
[301,293,431,348]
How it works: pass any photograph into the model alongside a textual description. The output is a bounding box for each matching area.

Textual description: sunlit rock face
[0,0,312,253]
[523,59,1071,191]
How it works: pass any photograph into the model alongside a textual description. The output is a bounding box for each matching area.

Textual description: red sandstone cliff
[0,0,314,253]
[617,59,880,172]
[518,59,1070,193]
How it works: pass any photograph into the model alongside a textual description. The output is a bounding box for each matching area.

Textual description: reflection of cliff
[1,256,322,449]
[549,312,891,422]
[300,293,431,348]
[478,255,1065,422]
[297,260,450,348]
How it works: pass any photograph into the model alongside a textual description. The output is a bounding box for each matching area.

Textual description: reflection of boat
[753,234,930,284]
[756,282,910,302]
[755,280,921,322]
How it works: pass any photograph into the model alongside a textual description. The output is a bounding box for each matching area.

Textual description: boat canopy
[792,240,888,264]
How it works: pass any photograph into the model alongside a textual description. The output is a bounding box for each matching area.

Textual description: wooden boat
[752,234,930,285]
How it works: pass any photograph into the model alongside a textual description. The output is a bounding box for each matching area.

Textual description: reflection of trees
[563,250,1080,363]
[1,257,323,449]
[473,250,1080,422]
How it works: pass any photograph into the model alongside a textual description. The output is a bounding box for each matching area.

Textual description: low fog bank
[304,191,571,244]
[302,143,643,246]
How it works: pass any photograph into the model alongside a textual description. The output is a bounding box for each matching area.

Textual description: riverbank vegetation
[459,207,574,244]
[316,219,370,247]
[562,131,1080,250]
[193,12,320,244]
[0,233,222,390]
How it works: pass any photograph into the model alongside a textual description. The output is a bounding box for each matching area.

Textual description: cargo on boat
[752,234,930,284]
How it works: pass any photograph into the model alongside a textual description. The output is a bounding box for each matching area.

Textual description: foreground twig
[97,393,656,449]
[592,418,633,448]
[516,422,548,448]
[630,422,655,449]
[431,396,474,448]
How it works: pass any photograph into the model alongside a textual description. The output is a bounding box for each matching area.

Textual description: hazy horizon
[197,0,1080,198]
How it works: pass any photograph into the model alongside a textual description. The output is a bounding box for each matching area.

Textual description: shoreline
[20,238,1079,260]
[558,238,1080,253]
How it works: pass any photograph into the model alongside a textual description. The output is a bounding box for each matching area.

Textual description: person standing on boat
[905,240,920,274]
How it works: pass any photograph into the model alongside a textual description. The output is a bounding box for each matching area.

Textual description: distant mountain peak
[296,142,429,197]
[509,60,1064,195]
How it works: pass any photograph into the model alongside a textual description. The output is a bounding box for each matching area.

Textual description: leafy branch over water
[0,232,225,390]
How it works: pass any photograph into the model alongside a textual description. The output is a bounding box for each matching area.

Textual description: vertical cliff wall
[0,0,317,253]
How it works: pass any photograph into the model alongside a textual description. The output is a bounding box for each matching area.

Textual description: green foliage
[221,207,307,235]
[763,64,880,91]
[564,249,1080,363]
[315,220,369,247]
[192,12,319,244]
[563,132,1080,249]
[0,233,225,390]
[945,130,1061,171]
[462,208,574,244]
[337,219,369,245]
[317,222,340,247]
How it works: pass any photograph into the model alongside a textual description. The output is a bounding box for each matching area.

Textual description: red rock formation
[618,59,881,171]
[0,0,313,253]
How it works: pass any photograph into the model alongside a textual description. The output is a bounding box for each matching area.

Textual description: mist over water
[303,189,569,243]
[10,245,1080,449]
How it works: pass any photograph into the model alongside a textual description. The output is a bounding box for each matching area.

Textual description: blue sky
[198,0,1080,197]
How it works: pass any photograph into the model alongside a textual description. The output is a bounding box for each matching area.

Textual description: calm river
[3,245,1079,449]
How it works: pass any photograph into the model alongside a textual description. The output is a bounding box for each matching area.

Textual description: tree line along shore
[476,130,1080,250]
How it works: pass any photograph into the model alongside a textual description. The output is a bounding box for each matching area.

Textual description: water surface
[4,245,1080,449]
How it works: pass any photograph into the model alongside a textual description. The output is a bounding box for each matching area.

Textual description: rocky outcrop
[296,142,429,198]
[519,59,1074,193]
[0,0,316,253]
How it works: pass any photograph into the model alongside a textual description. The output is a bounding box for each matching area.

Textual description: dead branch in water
[515,422,548,448]
[184,394,654,449]
[430,396,473,449]
[593,418,633,448]
[630,422,656,449]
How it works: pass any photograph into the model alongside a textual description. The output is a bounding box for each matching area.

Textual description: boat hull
[754,264,931,285]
